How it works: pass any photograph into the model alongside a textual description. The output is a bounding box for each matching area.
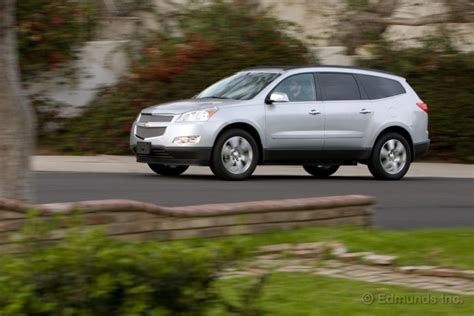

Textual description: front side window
[357,74,406,99]
[272,73,316,102]
[196,72,280,100]
[318,73,361,101]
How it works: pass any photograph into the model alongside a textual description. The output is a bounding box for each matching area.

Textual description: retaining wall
[0,195,375,251]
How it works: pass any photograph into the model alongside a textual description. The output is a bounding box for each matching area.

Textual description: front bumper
[132,145,212,166]
[130,119,222,165]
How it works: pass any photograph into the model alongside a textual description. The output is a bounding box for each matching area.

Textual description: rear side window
[318,73,361,101]
[357,74,406,99]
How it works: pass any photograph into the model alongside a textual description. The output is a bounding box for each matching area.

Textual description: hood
[141,98,242,114]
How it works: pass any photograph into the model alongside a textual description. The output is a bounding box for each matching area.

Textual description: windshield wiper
[200,96,231,99]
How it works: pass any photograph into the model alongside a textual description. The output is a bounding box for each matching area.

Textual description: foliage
[358,38,474,162]
[220,274,268,316]
[16,0,100,79]
[40,0,315,154]
[1,219,472,314]
[214,273,474,316]
[345,0,369,10]
[0,224,245,315]
[31,96,71,142]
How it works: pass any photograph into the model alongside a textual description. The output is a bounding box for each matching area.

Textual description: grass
[177,226,474,269]
[210,273,474,315]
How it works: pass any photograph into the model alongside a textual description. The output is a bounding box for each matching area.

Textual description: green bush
[358,39,474,162]
[0,228,236,315]
[16,0,100,79]
[41,0,315,154]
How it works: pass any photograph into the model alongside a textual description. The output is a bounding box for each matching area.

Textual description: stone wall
[256,0,473,52]
[0,195,375,252]
[383,0,473,52]
[157,0,472,53]
[26,40,130,117]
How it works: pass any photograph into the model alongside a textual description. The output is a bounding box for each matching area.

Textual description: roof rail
[242,65,397,76]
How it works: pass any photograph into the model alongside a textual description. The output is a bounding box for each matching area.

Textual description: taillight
[417,102,428,113]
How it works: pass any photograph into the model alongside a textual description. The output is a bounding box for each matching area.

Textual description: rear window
[318,73,361,101]
[357,74,406,99]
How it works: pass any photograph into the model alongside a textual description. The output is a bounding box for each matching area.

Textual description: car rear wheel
[368,132,411,180]
[148,164,189,176]
[210,129,258,180]
[303,165,339,178]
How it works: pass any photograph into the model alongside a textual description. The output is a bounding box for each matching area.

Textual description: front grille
[136,147,174,160]
[139,113,173,123]
[150,148,173,159]
[136,126,166,139]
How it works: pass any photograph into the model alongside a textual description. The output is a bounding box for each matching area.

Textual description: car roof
[242,65,402,79]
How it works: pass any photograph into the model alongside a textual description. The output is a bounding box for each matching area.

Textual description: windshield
[196,72,280,100]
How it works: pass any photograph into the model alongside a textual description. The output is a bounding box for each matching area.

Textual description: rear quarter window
[357,74,406,99]
[318,73,361,101]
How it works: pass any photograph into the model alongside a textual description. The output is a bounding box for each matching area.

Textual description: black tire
[368,132,411,180]
[210,129,259,180]
[303,165,339,178]
[148,164,189,176]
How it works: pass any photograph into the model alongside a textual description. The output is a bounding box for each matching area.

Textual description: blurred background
[1,1,473,314]
[15,0,473,162]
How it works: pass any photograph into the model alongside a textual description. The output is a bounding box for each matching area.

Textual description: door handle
[309,109,321,115]
[360,109,372,114]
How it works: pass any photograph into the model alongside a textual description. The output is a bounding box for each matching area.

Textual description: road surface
[34,165,474,229]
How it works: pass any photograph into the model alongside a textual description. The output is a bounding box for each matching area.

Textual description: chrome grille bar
[136,126,166,139]
[139,113,174,123]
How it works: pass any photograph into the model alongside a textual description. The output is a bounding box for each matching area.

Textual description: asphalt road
[34,171,474,230]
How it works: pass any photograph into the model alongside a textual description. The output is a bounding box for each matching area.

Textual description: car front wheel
[148,164,189,176]
[210,129,259,180]
[368,133,411,180]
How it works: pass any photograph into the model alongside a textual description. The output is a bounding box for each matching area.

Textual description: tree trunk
[0,0,36,201]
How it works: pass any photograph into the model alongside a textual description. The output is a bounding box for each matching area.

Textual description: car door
[264,73,324,161]
[317,72,373,159]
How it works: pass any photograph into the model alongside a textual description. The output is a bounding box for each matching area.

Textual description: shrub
[358,39,474,162]
[16,0,100,79]
[0,228,237,315]
[41,0,315,154]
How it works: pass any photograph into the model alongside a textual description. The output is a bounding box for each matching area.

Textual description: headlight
[176,108,218,122]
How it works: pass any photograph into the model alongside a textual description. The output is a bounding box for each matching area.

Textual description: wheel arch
[213,122,264,164]
[372,126,414,161]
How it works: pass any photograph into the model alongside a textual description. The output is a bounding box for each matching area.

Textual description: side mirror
[266,92,289,104]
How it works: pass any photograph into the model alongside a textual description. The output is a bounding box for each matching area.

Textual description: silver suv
[130,66,429,180]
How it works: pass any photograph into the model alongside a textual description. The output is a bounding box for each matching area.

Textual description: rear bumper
[133,145,212,166]
[413,140,430,160]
